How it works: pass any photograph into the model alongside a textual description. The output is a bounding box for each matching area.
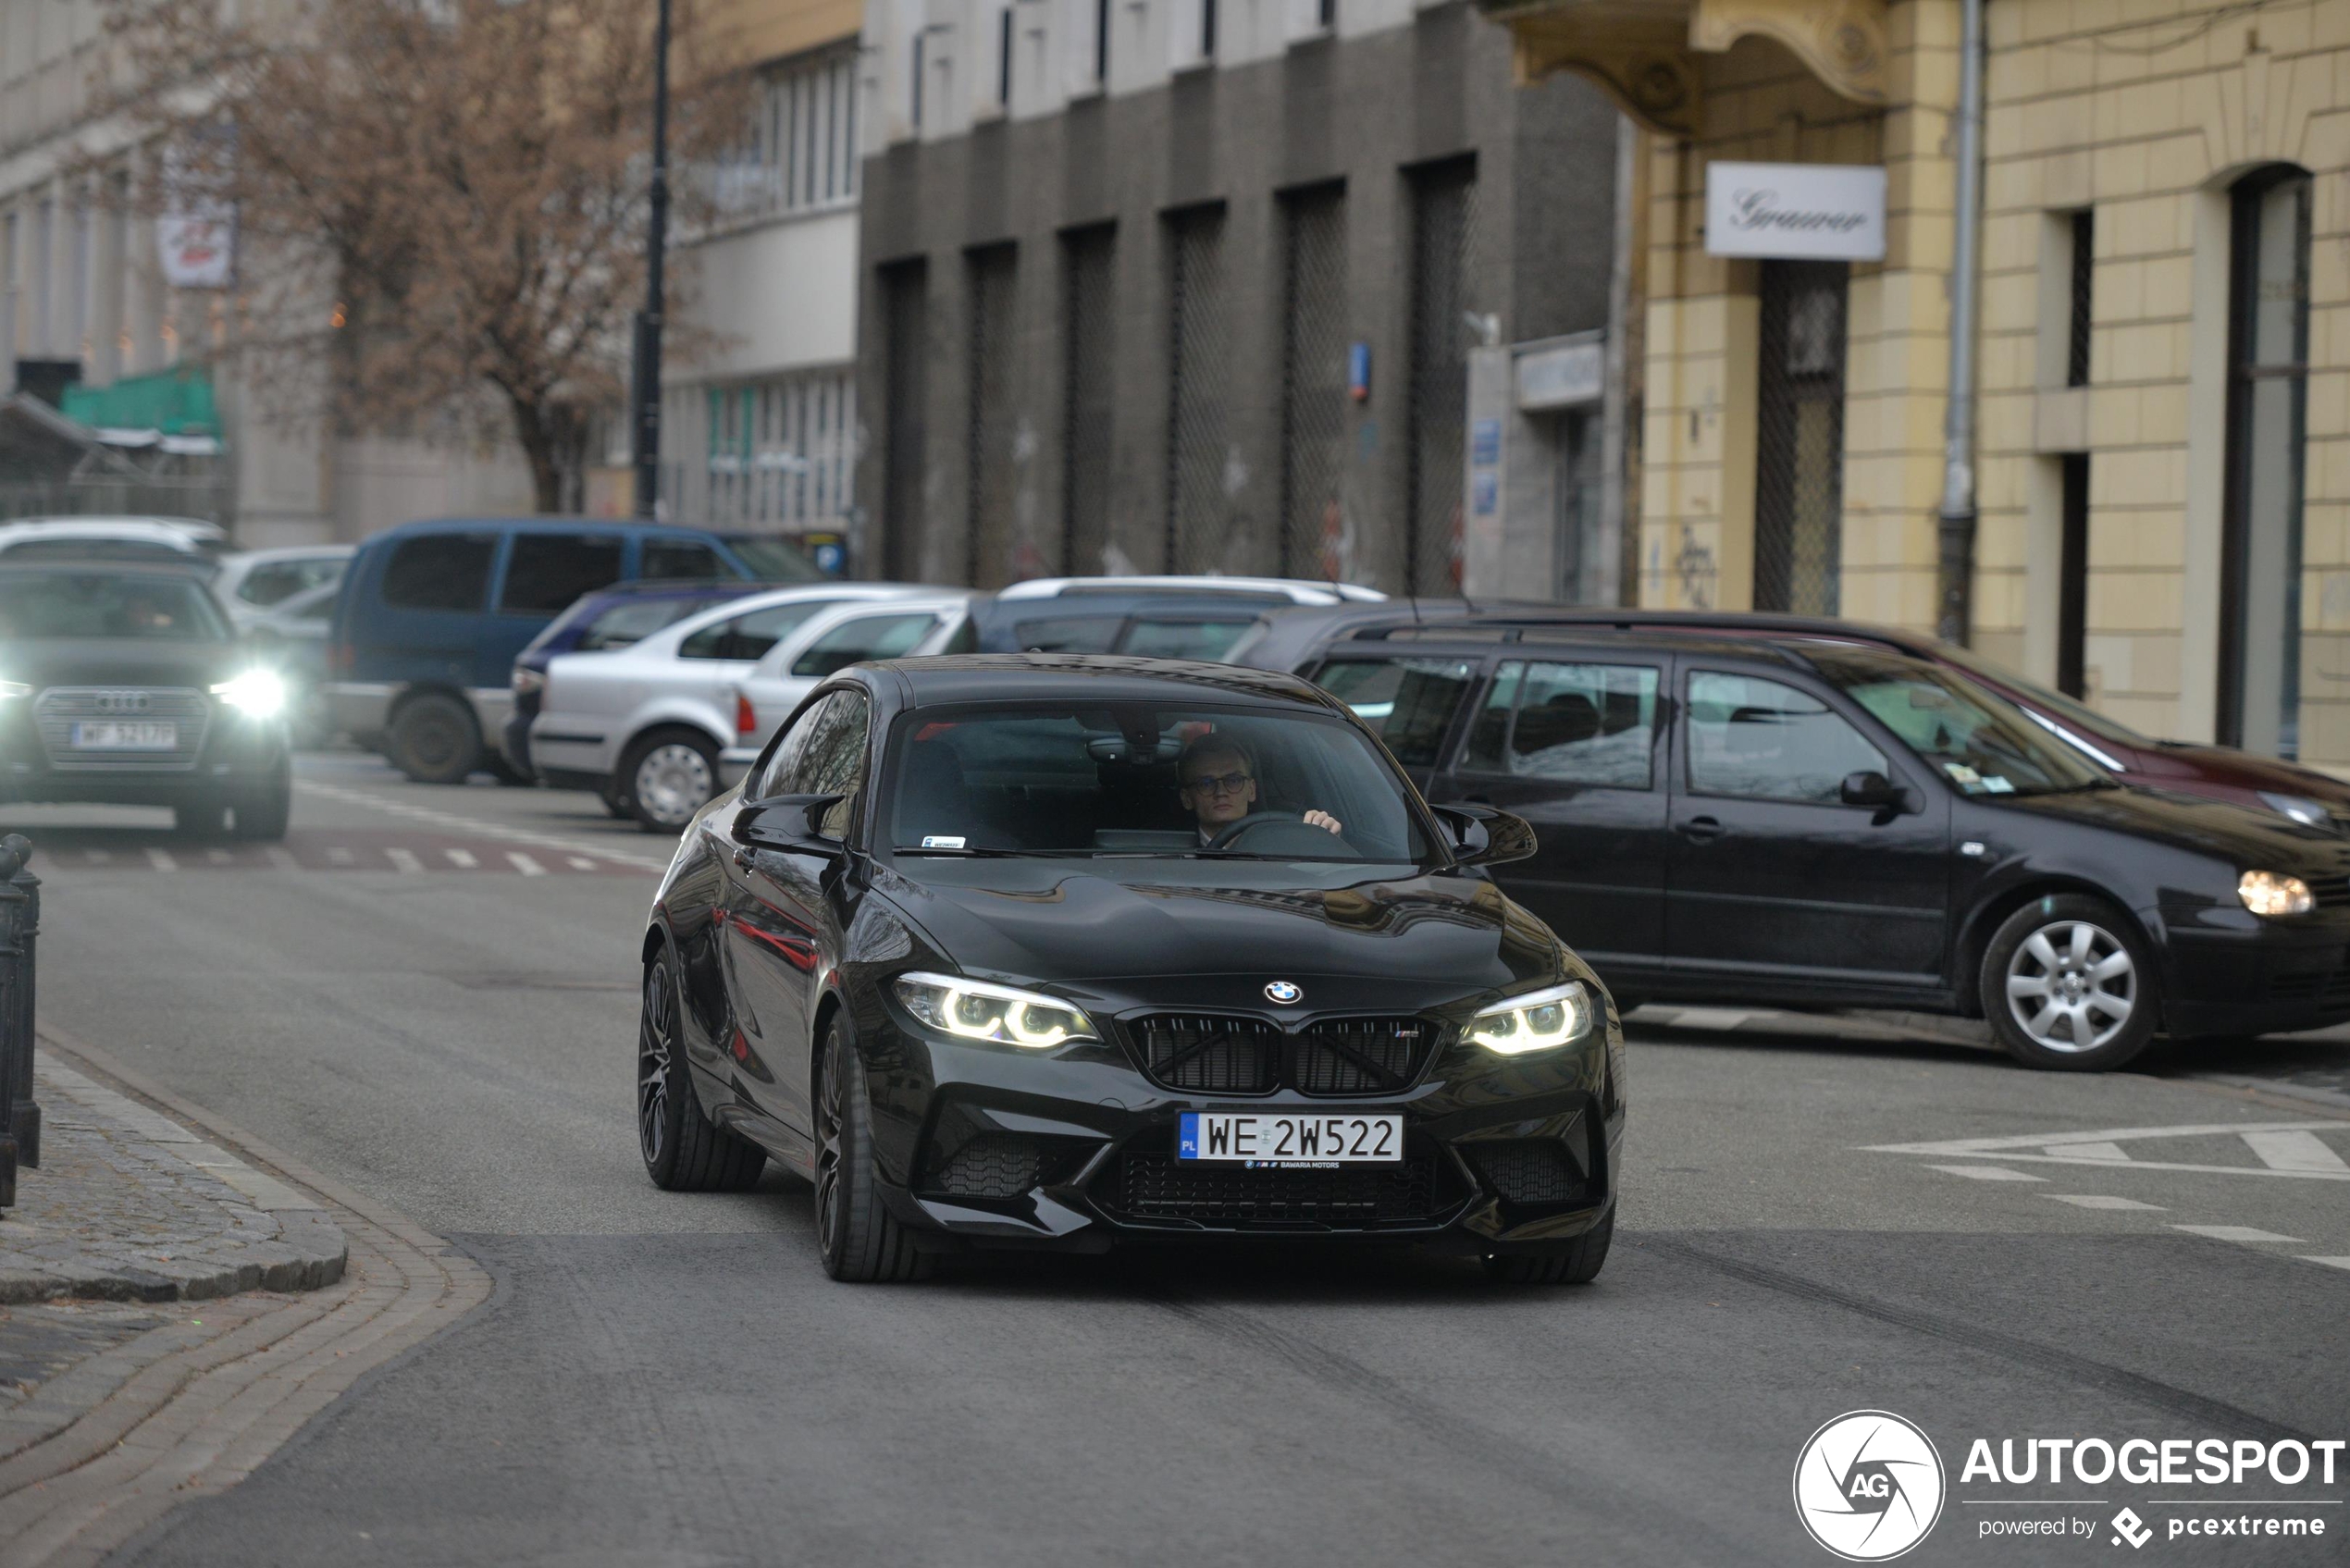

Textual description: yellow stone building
[1475,0,2347,766]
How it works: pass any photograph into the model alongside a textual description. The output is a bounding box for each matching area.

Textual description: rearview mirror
[732,793,846,850]
[1431,803,1538,869]
[1839,771,1916,812]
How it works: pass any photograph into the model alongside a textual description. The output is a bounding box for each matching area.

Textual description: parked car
[502,577,816,786]
[0,518,222,569]
[1243,602,2350,833]
[0,560,291,837]
[635,654,1618,1284]
[530,587,963,830]
[213,546,352,627]
[1302,623,2350,1069]
[971,575,1384,662]
[720,594,978,788]
[326,518,820,784]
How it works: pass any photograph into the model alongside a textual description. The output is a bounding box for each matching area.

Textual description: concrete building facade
[852,0,1627,595]
[1478,0,2350,769]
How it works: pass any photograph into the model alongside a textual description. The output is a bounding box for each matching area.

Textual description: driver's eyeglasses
[1183,771,1252,796]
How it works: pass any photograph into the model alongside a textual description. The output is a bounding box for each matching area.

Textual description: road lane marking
[385,847,424,874]
[2170,1225,2304,1243]
[2242,1130,2350,1173]
[1661,1006,1756,1030]
[145,848,176,871]
[326,846,354,865]
[86,849,110,864]
[2042,1142,2131,1162]
[206,849,231,865]
[2045,1194,2164,1210]
[567,857,598,870]
[2300,1257,2350,1271]
[295,778,668,873]
[1929,1165,2044,1181]
[263,846,298,870]
[1865,1121,2350,1180]
[507,852,548,877]
[445,848,478,868]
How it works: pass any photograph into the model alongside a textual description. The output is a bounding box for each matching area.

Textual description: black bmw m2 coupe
[636,655,1622,1283]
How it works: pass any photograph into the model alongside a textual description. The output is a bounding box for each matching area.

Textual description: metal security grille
[2068,209,2094,388]
[1405,159,1478,597]
[964,244,1020,586]
[1164,204,1229,575]
[1754,260,1848,616]
[879,260,930,582]
[1060,226,1117,574]
[2058,453,2090,698]
[1278,184,1348,579]
[692,370,856,530]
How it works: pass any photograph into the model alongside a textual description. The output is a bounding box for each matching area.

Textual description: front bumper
[0,695,289,807]
[2163,902,2350,1038]
[839,1002,1621,1256]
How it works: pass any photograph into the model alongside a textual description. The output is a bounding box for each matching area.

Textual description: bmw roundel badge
[1264,981,1303,1005]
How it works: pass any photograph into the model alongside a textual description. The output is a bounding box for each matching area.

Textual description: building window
[1405,157,1477,596]
[2067,209,2093,388]
[880,260,931,580]
[688,369,858,532]
[1164,204,1229,574]
[1095,0,1110,80]
[2220,165,2313,758]
[2057,454,2090,699]
[998,6,1014,105]
[706,48,860,226]
[1319,0,1335,27]
[911,33,926,130]
[1754,260,1849,616]
[1278,183,1347,579]
[964,244,1020,585]
[1060,225,1117,574]
[1201,0,1218,57]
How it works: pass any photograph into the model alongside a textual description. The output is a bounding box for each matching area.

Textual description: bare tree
[95,0,745,512]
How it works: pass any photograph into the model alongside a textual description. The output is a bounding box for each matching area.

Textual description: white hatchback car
[533,586,970,829]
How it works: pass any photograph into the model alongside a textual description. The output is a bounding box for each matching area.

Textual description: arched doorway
[2218,163,2312,757]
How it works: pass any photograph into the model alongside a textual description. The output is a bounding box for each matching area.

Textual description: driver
[1176,735,1342,845]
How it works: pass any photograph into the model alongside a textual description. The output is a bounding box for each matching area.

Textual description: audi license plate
[70,721,177,750]
[1178,1112,1402,1166]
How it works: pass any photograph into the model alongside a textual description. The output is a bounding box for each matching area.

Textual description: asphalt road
[9,755,2349,1567]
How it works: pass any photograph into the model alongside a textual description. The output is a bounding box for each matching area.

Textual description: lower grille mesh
[1466,1141,1587,1205]
[930,1133,1045,1199]
[1106,1150,1444,1227]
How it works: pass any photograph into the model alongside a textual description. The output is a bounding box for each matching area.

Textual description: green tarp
[59,368,218,437]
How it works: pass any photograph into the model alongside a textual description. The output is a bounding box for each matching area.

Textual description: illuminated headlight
[2239,870,2315,919]
[893,970,1097,1049]
[208,670,287,717]
[0,682,29,700]
[1466,981,1594,1056]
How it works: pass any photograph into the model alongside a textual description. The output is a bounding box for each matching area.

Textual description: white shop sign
[1515,338,1606,411]
[1704,162,1886,262]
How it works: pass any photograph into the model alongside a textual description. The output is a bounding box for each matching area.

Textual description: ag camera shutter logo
[1793,1411,1947,1561]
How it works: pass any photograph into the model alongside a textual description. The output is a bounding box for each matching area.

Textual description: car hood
[4,638,244,688]
[2144,740,2350,807]
[871,858,1572,1008]
[1988,784,2350,873]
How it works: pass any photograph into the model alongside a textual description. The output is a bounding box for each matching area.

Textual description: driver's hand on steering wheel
[1303,809,1343,834]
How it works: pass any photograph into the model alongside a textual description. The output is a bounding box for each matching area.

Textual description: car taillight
[736,693,756,736]
[513,667,546,695]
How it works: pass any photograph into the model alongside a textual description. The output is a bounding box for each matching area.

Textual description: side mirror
[1432,803,1538,868]
[732,793,847,850]
[1839,771,1916,812]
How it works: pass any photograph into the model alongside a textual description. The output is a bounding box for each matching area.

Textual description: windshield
[577,596,721,651]
[1933,643,2153,749]
[717,536,823,583]
[884,703,1429,862]
[1810,654,2108,796]
[0,573,230,642]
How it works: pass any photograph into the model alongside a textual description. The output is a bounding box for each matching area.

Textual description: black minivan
[1310,624,2350,1069]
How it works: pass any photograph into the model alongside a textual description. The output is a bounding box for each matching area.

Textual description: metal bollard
[0,836,21,1208]
[6,834,36,1173]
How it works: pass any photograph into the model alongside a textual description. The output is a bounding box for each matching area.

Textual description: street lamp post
[630,0,673,520]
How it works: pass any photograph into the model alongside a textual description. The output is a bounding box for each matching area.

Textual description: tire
[232,782,292,841]
[173,801,229,837]
[637,946,766,1191]
[600,788,634,821]
[1482,1208,1613,1285]
[815,1019,932,1282]
[1980,893,2158,1071]
[388,692,482,784]
[621,729,720,833]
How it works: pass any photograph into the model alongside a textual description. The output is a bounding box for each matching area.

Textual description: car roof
[220,544,354,565]
[6,515,225,541]
[874,653,1338,710]
[363,516,704,543]
[0,519,209,550]
[1317,603,1938,655]
[0,556,219,581]
[657,582,952,643]
[992,575,1385,605]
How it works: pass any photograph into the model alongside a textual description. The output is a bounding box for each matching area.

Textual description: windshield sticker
[1981,776,2015,794]
[1943,763,1982,788]
[920,835,966,849]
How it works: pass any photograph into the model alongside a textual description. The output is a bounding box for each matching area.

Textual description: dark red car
[1232,603,2350,833]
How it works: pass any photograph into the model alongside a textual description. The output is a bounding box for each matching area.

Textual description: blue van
[328,518,818,783]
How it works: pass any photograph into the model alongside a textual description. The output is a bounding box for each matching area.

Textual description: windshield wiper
[893,846,1097,858]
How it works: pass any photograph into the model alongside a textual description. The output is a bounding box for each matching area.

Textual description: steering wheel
[1205,811,1292,850]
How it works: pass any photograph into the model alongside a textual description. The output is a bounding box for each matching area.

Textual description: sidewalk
[0,1061,346,1305]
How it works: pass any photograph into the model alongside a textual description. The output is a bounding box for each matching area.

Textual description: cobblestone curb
[0,1062,346,1306]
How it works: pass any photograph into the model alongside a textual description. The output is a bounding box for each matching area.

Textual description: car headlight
[1466,981,1595,1056]
[0,682,28,700]
[893,971,1098,1048]
[2257,792,2336,830]
[2239,870,2315,919]
[208,670,287,717]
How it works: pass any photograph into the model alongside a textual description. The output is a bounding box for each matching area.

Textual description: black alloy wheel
[815,1020,931,1282]
[1481,1208,1613,1285]
[637,947,765,1191]
[389,692,483,784]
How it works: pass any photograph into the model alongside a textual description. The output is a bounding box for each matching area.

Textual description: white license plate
[70,721,177,750]
[1178,1112,1402,1166]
